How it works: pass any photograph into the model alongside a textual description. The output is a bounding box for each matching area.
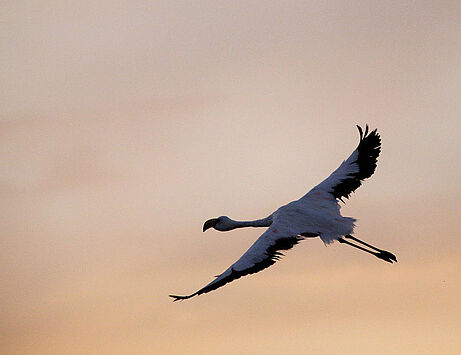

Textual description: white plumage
[170,125,396,301]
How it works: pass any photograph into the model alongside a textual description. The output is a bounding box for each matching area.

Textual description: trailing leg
[338,237,397,263]
[345,235,397,263]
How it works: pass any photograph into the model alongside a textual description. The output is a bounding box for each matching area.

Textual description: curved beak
[203,218,218,232]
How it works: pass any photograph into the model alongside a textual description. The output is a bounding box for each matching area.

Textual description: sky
[1,1,461,354]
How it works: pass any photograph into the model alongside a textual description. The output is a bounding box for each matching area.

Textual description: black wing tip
[356,124,364,139]
[355,124,381,160]
[169,293,196,302]
[331,125,381,201]
[357,124,380,141]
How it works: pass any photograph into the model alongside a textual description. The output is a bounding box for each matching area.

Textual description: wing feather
[304,125,381,201]
[169,230,304,301]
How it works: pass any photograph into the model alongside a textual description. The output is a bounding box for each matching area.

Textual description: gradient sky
[1,1,461,354]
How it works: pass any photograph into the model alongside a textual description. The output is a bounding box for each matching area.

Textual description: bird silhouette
[170,125,396,301]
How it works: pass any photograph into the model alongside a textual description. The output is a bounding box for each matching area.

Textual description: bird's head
[203,216,233,232]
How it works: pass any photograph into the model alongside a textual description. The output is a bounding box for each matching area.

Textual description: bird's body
[274,193,355,245]
[170,125,396,301]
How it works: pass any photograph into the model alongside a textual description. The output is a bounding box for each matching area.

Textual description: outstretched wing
[169,229,304,301]
[303,125,381,201]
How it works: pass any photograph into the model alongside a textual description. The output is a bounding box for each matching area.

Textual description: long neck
[227,216,272,230]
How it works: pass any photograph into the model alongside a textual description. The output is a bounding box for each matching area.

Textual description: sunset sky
[1,1,461,354]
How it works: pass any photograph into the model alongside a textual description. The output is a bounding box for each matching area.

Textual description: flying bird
[170,125,396,301]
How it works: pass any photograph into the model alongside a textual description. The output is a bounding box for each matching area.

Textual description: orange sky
[1,1,461,354]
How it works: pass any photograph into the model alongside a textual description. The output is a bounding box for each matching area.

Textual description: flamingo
[170,125,396,301]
